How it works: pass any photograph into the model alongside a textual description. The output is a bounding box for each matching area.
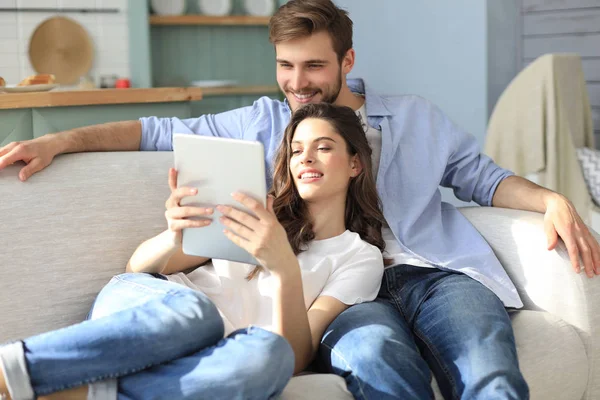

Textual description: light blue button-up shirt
[140,79,522,308]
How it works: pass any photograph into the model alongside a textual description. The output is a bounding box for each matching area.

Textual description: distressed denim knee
[233,327,295,400]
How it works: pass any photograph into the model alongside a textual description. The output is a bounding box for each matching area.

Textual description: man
[0,1,598,399]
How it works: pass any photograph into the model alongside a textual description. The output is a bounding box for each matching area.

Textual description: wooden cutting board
[29,16,94,85]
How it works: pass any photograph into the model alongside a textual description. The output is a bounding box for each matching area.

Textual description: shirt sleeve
[138,104,257,151]
[318,244,384,305]
[437,107,515,206]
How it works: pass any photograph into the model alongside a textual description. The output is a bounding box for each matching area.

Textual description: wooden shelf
[0,87,204,109]
[200,85,280,96]
[149,15,271,26]
[0,86,280,109]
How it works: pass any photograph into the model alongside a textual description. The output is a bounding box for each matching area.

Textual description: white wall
[336,0,488,146]
[335,0,519,205]
[487,0,520,118]
[0,0,130,86]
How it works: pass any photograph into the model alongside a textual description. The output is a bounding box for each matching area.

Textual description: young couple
[1,0,599,399]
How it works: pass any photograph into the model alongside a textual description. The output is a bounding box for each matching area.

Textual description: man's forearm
[53,120,142,154]
[492,175,561,212]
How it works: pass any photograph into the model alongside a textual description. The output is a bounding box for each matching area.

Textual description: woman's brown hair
[248,103,389,279]
[269,0,353,63]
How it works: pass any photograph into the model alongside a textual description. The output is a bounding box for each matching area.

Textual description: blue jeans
[0,273,294,400]
[317,265,529,400]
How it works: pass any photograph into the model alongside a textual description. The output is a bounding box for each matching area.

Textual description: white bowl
[198,0,233,16]
[150,0,186,16]
[243,0,275,17]
[190,80,238,88]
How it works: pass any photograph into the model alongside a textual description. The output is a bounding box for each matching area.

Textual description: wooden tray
[29,16,94,85]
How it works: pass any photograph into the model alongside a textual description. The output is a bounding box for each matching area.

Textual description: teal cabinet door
[32,103,192,138]
[0,109,33,146]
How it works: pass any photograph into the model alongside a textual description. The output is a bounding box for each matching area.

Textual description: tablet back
[173,133,267,265]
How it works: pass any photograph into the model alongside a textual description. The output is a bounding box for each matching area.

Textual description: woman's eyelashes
[291,145,332,156]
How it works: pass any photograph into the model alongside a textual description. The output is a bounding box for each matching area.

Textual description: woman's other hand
[217,193,298,276]
[165,167,213,245]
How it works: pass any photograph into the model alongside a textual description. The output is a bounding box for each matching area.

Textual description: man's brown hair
[269,0,353,62]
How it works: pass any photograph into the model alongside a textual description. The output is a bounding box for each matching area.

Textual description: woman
[0,103,386,400]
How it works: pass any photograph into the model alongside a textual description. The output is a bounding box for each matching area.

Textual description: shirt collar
[348,78,393,117]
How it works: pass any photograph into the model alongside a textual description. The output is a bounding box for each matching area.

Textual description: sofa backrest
[0,152,173,342]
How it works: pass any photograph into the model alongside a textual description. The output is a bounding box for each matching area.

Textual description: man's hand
[0,121,143,181]
[0,136,59,181]
[493,175,600,278]
[544,194,600,278]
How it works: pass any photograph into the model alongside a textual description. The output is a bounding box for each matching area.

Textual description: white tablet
[173,133,267,265]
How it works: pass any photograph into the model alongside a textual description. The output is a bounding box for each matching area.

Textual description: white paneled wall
[0,0,130,85]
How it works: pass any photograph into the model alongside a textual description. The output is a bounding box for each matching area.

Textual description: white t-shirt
[355,102,435,269]
[167,230,383,336]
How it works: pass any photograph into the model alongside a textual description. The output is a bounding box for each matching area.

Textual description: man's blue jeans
[317,265,529,400]
[0,273,294,400]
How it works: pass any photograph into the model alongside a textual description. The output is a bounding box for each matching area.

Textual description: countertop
[0,85,279,110]
[0,87,203,110]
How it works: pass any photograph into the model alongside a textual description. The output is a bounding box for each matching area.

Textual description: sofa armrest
[460,206,599,398]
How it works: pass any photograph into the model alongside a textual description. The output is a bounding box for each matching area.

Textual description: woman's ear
[350,155,363,177]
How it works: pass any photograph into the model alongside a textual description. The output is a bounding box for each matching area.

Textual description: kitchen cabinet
[128,0,284,114]
[0,86,284,146]
[0,109,33,146]
[0,88,199,146]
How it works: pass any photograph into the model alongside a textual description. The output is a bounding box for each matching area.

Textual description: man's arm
[0,100,260,181]
[493,175,600,278]
[0,120,141,181]
[56,120,141,153]
[420,97,600,277]
[492,175,552,213]
[431,101,512,206]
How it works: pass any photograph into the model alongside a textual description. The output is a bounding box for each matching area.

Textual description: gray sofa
[0,151,598,399]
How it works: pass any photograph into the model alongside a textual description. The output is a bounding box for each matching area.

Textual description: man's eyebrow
[292,137,337,144]
[276,59,329,64]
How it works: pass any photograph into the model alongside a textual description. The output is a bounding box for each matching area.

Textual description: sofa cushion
[429,310,587,399]
[510,310,587,400]
[281,374,353,400]
[0,153,172,341]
